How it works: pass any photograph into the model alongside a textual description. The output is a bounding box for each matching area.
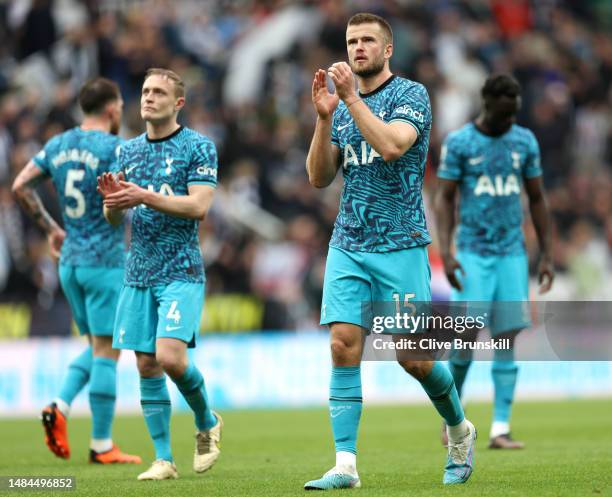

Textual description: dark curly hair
[481,74,521,100]
[78,78,121,115]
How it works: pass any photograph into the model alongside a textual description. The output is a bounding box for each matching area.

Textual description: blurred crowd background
[0,0,610,335]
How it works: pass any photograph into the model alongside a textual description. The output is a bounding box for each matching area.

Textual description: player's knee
[136,353,162,377]
[398,360,430,380]
[155,350,176,373]
[91,336,119,360]
[155,349,187,378]
[330,337,357,364]
[329,323,363,364]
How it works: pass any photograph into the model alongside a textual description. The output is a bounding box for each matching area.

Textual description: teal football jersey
[330,75,432,252]
[437,122,542,256]
[32,127,125,267]
[115,126,218,287]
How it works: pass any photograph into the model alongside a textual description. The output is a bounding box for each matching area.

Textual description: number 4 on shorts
[166,301,181,324]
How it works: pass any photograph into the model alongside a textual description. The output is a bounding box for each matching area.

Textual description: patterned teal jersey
[437,122,542,256]
[115,126,218,287]
[330,75,432,252]
[32,127,125,268]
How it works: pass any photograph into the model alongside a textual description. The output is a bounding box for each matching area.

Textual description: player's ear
[384,42,393,60]
[103,101,116,120]
[175,96,186,112]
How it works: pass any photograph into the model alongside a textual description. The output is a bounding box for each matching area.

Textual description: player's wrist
[344,96,361,108]
[46,221,61,235]
[439,248,453,260]
[540,252,553,264]
[141,188,156,207]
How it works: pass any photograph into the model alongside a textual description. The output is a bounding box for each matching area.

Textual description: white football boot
[193,412,223,473]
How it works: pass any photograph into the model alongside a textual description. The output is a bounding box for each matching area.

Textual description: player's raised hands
[97,172,125,198]
[312,69,339,120]
[103,179,147,209]
[537,256,554,294]
[327,62,358,104]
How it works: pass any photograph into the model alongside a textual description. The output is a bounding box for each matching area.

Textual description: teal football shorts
[113,281,205,353]
[59,264,123,336]
[321,245,431,332]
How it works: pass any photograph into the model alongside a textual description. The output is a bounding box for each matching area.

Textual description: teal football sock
[330,366,362,455]
[448,357,472,398]
[420,361,464,426]
[140,376,173,462]
[492,348,518,425]
[89,357,117,441]
[58,346,93,407]
[172,363,217,431]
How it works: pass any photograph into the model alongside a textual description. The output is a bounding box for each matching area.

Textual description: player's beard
[351,55,385,78]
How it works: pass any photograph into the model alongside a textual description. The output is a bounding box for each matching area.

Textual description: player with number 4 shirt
[98,68,222,482]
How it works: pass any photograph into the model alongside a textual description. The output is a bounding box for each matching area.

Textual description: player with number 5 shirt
[12,77,140,465]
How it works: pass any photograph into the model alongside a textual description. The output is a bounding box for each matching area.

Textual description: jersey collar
[472,121,514,138]
[358,75,396,98]
[146,125,184,143]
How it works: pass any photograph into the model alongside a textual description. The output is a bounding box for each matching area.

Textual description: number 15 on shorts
[392,292,416,315]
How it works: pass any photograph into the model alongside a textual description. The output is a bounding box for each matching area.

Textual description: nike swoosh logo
[337,122,352,132]
[468,156,484,166]
[330,411,346,418]
[165,325,182,332]
[125,165,137,175]
[143,409,163,417]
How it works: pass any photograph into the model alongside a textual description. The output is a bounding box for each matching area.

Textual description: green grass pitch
[1,399,611,497]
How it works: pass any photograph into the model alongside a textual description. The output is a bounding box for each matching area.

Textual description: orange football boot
[90,445,142,464]
[41,403,70,459]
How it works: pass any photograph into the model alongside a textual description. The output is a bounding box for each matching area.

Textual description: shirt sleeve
[388,83,432,138]
[330,108,340,147]
[31,143,52,176]
[188,136,218,187]
[523,130,542,179]
[108,139,124,174]
[437,132,463,181]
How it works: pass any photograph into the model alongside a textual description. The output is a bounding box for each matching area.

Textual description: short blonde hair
[144,68,185,98]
